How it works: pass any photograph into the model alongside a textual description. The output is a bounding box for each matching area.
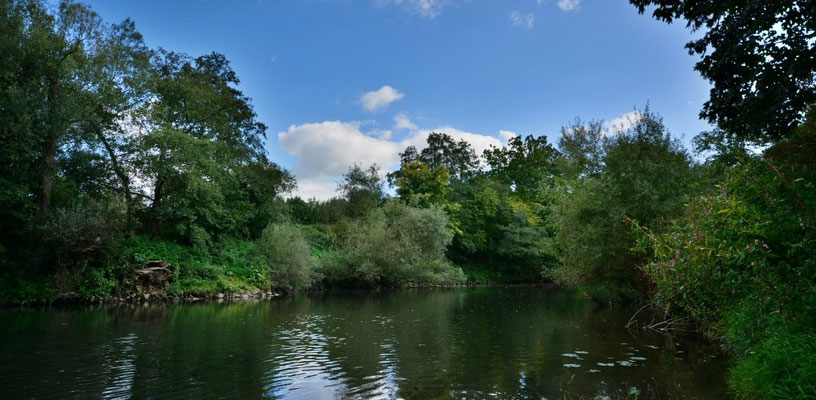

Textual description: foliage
[728,326,816,399]
[240,158,297,235]
[548,108,694,300]
[557,118,604,179]
[388,132,480,183]
[629,0,816,142]
[123,235,270,297]
[40,196,126,269]
[395,161,453,208]
[483,134,560,200]
[338,164,383,218]
[0,0,301,300]
[0,0,149,264]
[448,176,557,276]
[254,223,317,291]
[638,121,816,397]
[322,201,465,287]
[0,273,54,303]
[134,49,269,243]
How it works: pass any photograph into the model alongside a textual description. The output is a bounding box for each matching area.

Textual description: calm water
[0,287,729,399]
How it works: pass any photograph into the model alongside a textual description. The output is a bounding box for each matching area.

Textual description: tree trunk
[36,80,60,221]
[150,179,164,237]
[96,130,131,203]
[36,136,58,220]
[148,169,165,237]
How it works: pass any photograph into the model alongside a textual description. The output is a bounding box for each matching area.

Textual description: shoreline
[0,280,554,309]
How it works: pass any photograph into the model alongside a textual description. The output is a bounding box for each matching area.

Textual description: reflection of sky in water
[264,315,349,399]
[264,314,405,399]
[101,333,137,400]
[0,287,730,399]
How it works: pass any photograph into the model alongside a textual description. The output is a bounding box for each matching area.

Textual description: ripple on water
[0,287,730,399]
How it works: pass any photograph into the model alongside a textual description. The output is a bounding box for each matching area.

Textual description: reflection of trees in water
[124,302,273,399]
[0,288,730,399]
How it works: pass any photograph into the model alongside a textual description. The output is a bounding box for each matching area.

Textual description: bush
[40,197,126,270]
[322,201,465,287]
[729,327,816,399]
[640,131,816,398]
[124,236,270,297]
[548,109,693,301]
[255,223,317,291]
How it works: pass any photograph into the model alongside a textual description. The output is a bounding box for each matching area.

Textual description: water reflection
[0,287,730,399]
[266,314,349,399]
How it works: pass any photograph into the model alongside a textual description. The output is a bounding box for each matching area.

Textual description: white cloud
[278,120,508,199]
[372,129,394,140]
[394,111,418,130]
[509,11,534,29]
[605,111,643,136]
[361,85,405,112]
[499,130,519,142]
[556,0,579,11]
[377,0,455,18]
[278,121,401,180]
[292,177,343,200]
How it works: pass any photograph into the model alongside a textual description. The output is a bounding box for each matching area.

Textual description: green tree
[395,161,452,208]
[338,164,383,218]
[1,0,150,274]
[255,223,317,292]
[549,107,693,299]
[640,117,816,397]
[388,132,479,183]
[239,157,296,236]
[630,0,816,142]
[322,200,464,287]
[483,134,560,200]
[135,50,267,244]
[556,119,604,179]
[0,0,149,221]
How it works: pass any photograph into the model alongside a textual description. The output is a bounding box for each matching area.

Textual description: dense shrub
[322,201,465,287]
[255,223,317,291]
[40,197,126,270]
[640,130,816,398]
[123,236,269,297]
[547,109,694,301]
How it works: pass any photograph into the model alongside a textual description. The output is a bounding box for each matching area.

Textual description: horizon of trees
[1,0,815,397]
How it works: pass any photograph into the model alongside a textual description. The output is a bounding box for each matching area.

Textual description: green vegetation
[637,118,816,398]
[1,0,815,398]
[320,200,464,287]
[547,110,695,300]
[629,0,816,141]
[626,2,816,397]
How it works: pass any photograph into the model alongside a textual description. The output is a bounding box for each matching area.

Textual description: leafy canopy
[630,0,816,142]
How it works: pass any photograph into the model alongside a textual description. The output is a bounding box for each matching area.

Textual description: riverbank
[0,263,549,307]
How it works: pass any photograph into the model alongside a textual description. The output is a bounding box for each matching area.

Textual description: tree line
[1,0,814,397]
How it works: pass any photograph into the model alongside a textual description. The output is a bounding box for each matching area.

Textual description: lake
[0,286,729,399]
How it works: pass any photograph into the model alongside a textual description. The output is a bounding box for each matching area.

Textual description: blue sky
[84,0,711,199]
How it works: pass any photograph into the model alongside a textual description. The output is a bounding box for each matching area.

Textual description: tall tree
[394,162,452,208]
[550,107,694,295]
[483,134,560,200]
[0,0,150,221]
[388,132,479,184]
[557,119,604,179]
[338,164,383,218]
[630,0,816,142]
[0,0,54,232]
[135,50,267,243]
